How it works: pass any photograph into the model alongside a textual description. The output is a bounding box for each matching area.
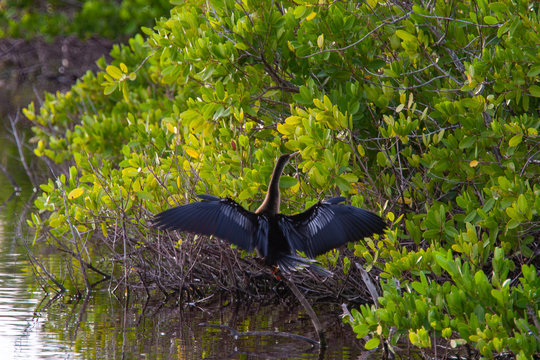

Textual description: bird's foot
[271,266,282,281]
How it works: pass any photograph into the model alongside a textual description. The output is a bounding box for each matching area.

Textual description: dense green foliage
[25,0,538,358]
[0,0,170,40]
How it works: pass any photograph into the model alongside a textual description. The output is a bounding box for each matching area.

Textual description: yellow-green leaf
[508,134,522,147]
[483,16,498,25]
[293,6,306,18]
[357,144,365,157]
[317,34,324,49]
[101,223,108,238]
[235,42,249,50]
[395,29,416,42]
[106,65,123,80]
[364,337,380,350]
[409,331,420,346]
[186,148,199,159]
[122,81,130,102]
[68,188,84,200]
[287,41,295,52]
[306,11,317,21]
[366,0,377,7]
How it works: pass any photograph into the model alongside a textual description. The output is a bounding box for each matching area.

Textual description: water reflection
[0,211,79,359]
[0,184,368,359]
[29,288,363,359]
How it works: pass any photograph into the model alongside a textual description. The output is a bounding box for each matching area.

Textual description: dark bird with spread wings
[153,152,387,275]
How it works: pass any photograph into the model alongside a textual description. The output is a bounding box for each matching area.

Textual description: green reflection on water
[35,289,364,359]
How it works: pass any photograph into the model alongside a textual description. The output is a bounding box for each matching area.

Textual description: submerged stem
[281,275,327,349]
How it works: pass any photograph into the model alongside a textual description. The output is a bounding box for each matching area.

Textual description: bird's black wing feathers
[153,195,258,251]
[278,197,387,258]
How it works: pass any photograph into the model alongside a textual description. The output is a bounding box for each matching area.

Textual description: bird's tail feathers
[277,254,333,277]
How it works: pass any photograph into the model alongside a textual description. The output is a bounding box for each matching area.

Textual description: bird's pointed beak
[289,151,300,158]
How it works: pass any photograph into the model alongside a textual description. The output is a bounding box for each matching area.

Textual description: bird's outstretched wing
[153,194,259,251]
[278,197,387,258]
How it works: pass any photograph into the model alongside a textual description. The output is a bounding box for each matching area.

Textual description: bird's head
[278,151,300,164]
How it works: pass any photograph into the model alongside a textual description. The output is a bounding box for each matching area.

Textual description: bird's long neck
[255,156,289,215]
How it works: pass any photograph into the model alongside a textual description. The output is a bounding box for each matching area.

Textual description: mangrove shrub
[24,0,538,358]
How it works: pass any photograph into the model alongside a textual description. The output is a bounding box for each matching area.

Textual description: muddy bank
[0,36,113,118]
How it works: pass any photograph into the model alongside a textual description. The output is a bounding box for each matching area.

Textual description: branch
[412,12,502,28]
[298,10,413,59]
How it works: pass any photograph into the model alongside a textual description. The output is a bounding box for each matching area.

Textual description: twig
[24,239,67,293]
[54,246,111,279]
[198,322,319,346]
[520,149,540,176]
[59,183,92,291]
[355,262,380,307]
[0,163,20,190]
[9,112,37,186]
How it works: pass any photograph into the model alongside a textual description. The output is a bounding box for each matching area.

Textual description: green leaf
[103,83,118,95]
[376,151,388,166]
[489,2,507,12]
[336,175,352,192]
[137,191,154,201]
[526,65,540,77]
[411,281,426,295]
[528,85,540,98]
[395,29,416,42]
[293,5,307,18]
[353,324,370,338]
[324,148,335,167]
[435,253,458,276]
[517,194,527,213]
[215,81,225,100]
[279,176,298,189]
[483,16,498,25]
[238,134,249,147]
[459,136,476,149]
[141,26,153,35]
[39,183,54,193]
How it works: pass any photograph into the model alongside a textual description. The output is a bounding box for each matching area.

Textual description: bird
[153,151,387,275]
